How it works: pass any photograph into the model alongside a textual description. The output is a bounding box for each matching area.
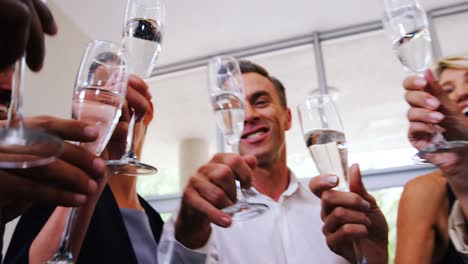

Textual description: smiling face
[439,67,468,116]
[239,72,291,165]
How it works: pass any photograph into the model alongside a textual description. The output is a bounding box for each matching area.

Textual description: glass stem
[7,57,25,131]
[229,141,239,154]
[227,140,256,199]
[123,110,138,159]
[353,240,367,264]
[431,128,448,145]
[52,207,78,261]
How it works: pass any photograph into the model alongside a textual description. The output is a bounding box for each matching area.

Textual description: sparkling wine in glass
[106,0,163,176]
[123,16,162,78]
[382,0,468,163]
[211,91,245,147]
[383,0,433,74]
[298,94,367,264]
[303,129,349,191]
[47,40,128,264]
[208,55,268,221]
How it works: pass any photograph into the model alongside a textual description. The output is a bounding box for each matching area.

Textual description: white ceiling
[52,0,465,67]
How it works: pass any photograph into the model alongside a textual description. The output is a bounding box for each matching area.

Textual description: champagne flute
[105,0,163,176]
[47,40,128,264]
[382,0,468,163]
[0,58,63,168]
[297,94,367,264]
[208,55,268,221]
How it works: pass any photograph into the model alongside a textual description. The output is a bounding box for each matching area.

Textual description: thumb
[349,164,379,209]
[425,70,460,116]
[424,70,443,96]
[242,154,257,170]
[425,70,467,141]
[348,164,371,201]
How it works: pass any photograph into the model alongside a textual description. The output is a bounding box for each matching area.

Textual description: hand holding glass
[382,0,468,163]
[0,59,63,168]
[47,40,128,264]
[106,0,163,176]
[208,56,268,221]
[297,95,366,264]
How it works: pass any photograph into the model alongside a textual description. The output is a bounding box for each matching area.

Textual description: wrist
[175,209,212,249]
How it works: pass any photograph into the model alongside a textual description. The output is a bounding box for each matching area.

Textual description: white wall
[23,0,91,118]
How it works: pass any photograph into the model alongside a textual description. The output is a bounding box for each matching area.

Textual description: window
[434,12,468,56]
[322,30,415,171]
[371,187,404,264]
[138,67,217,196]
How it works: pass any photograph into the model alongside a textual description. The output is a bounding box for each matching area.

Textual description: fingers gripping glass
[382,0,468,163]
[47,40,128,264]
[0,57,63,168]
[297,95,367,264]
[106,0,164,176]
[208,56,268,221]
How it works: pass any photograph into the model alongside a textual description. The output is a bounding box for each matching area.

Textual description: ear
[284,107,292,131]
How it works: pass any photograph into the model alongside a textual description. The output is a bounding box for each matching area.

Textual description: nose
[244,102,259,125]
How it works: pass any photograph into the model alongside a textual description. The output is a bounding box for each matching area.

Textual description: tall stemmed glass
[208,55,268,221]
[382,0,468,163]
[297,95,367,264]
[105,0,163,176]
[47,40,128,264]
[0,58,63,168]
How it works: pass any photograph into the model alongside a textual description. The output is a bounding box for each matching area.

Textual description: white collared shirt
[158,172,347,264]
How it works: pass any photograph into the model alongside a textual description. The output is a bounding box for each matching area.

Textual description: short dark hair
[238,60,287,108]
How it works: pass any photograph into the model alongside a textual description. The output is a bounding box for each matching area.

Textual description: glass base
[413,140,468,164]
[106,158,158,176]
[222,201,268,221]
[45,252,74,264]
[45,259,74,264]
[0,127,63,168]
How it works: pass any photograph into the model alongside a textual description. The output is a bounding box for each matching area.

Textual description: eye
[441,84,454,95]
[255,97,269,107]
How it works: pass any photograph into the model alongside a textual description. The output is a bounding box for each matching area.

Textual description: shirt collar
[248,169,301,202]
[281,170,300,198]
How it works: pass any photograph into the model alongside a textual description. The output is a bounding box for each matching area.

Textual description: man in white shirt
[158,60,384,263]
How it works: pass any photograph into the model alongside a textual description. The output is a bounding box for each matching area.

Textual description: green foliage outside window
[370,187,403,264]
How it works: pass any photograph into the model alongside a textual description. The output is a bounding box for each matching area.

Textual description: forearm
[29,182,105,264]
[29,207,69,264]
[396,236,434,264]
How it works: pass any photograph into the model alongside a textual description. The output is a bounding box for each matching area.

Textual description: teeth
[246,131,265,139]
[463,107,468,116]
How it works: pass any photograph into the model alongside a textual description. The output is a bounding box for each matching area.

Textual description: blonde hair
[436,52,468,77]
